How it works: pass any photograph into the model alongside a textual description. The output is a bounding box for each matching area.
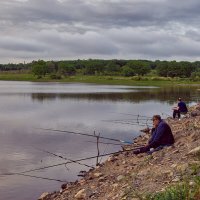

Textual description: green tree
[32,60,48,78]
[84,60,106,75]
[46,61,58,74]
[122,65,135,77]
[58,62,76,76]
[156,61,170,77]
[156,61,195,78]
[105,60,121,75]
[126,60,151,76]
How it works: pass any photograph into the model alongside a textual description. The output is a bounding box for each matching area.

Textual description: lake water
[0,81,199,200]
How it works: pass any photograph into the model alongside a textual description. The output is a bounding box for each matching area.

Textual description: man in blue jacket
[133,115,174,154]
[173,98,188,119]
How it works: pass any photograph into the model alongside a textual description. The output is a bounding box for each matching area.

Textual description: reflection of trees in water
[31,93,57,102]
[31,87,199,103]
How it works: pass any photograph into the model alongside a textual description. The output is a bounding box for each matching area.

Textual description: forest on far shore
[1,59,200,81]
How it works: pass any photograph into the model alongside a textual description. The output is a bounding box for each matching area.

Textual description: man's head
[152,115,161,127]
[178,97,182,102]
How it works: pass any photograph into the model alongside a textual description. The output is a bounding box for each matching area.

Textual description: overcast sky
[1,0,200,64]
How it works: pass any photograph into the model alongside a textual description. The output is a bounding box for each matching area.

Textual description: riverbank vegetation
[1,59,200,85]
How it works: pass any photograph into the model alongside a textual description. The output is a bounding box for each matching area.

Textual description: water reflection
[30,86,199,103]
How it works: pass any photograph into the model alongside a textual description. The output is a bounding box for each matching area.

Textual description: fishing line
[37,128,133,144]
[35,147,94,168]
[0,172,67,183]
[19,146,144,174]
[99,144,109,163]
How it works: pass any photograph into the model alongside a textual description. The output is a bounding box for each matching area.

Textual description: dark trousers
[173,110,180,119]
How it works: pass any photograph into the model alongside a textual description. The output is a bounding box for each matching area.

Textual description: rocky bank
[39,104,200,200]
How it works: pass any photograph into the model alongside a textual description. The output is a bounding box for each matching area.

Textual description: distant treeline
[1,59,200,80]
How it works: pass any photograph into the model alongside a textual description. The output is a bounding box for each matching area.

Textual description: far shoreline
[0,73,200,87]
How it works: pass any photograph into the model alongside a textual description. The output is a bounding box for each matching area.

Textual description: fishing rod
[110,112,152,119]
[35,147,94,168]
[104,116,153,121]
[86,140,143,148]
[106,121,152,127]
[102,119,151,123]
[104,120,151,125]
[86,140,123,146]
[20,146,144,174]
[161,112,171,118]
[38,128,133,144]
[0,172,67,183]
[102,117,153,126]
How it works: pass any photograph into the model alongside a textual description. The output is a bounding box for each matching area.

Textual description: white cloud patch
[1,0,200,63]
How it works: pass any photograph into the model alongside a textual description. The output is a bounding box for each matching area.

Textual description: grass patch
[122,176,200,200]
[145,177,200,200]
[0,73,36,81]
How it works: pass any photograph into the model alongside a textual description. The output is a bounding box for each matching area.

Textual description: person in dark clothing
[173,98,188,119]
[133,115,174,154]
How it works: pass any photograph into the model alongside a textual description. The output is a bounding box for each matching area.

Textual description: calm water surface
[0,81,199,200]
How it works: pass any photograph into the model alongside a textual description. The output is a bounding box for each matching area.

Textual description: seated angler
[173,98,188,119]
[133,115,174,154]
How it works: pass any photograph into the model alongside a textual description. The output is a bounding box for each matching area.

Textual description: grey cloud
[105,27,200,59]
[0,37,46,52]
[52,31,118,54]
[1,0,200,63]
[185,29,200,42]
[1,0,200,28]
